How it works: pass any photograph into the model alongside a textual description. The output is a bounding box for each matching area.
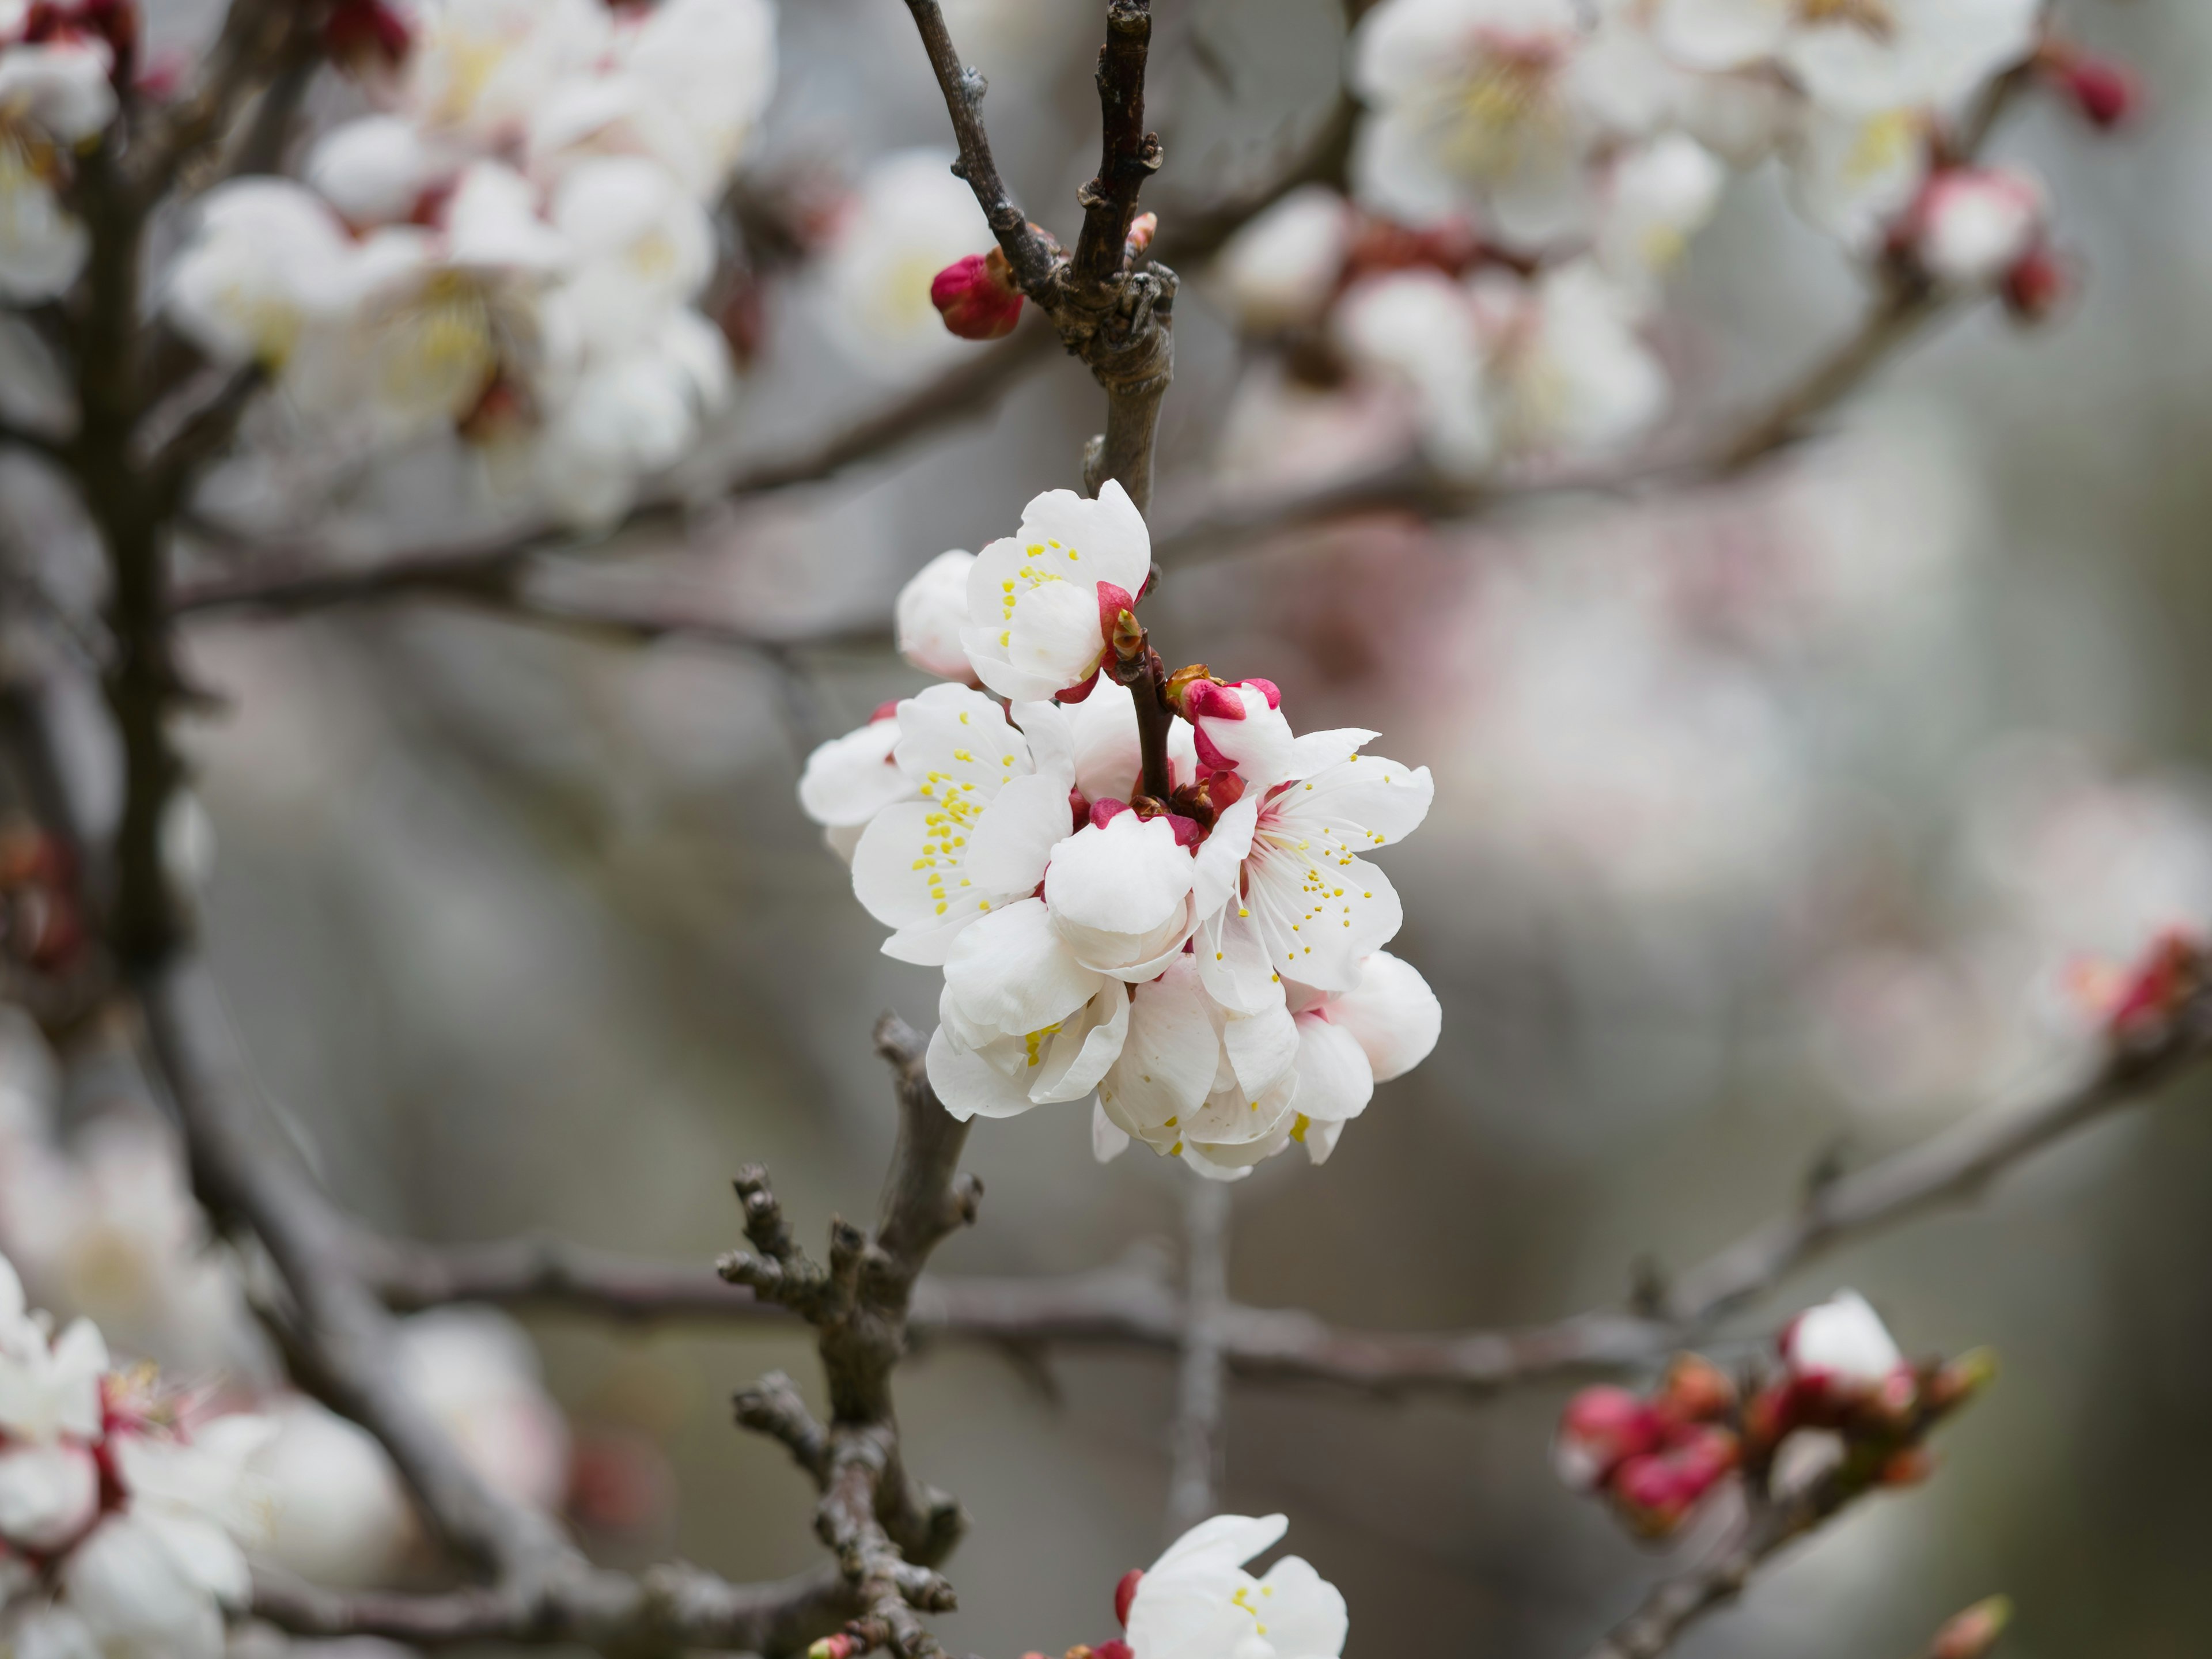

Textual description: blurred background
[6,0,2212,1654]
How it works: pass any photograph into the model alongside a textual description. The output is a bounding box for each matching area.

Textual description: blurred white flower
[1783,1289,1906,1386]
[304,113,445,228]
[1123,1514,1347,1659]
[397,1306,569,1513]
[247,1399,412,1591]
[819,148,996,376]
[402,0,611,151]
[1656,0,2038,114]
[1210,187,1355,334]
[1911,165,2046,287]
[0,32,115,301]
[895,549,980,681]
[163,180,364,369]
[1336,267,1495,476]
[1786,104,1928,248]
[1594,133,1726,298]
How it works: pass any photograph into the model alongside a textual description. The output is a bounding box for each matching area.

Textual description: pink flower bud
[1931,1596,2013,1659]
[2047,49,2139,130]
[806,1635,856,1659]
[931,246,1025,340]
[1180,680,1246,723]
[1113,1568,1143,1626]
[1609,1427,1737,1537]
[1554,1386,1663,1493]
[1126,213,1158,257]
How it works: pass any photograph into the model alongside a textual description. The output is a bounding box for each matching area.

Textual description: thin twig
[1164,1179,1230,1536]
[355,992,2212,1397]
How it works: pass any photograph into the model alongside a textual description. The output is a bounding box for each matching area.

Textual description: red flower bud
[1180,680,1246,722]
[1877,1445,1937,1487]
[1093,1641,1133,1659]
[1609,1428,1737,1538]
[2001,247,2070,324]
[1656,1354,1737,1425]
[931,246,1025,340]
[2103,929,2206,1040]
[1113,1569,1143,1627]
[1555,1386,1664,1493]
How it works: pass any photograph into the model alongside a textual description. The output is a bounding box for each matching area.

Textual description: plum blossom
[1657,0,2040,116]
[820,149,997,376]
[1783,1289,1907,1388]
[0,1253,272,1659]
[1210,187,1357,334]
[959,482,1154,703]
[1120,1514,1347,1659]
[1594,134,1726,296]
[0,23,116,301]
[1911,165,2046,287]
[1350,0,1616,246]
[895,550,980,681]
[799,704,912,862]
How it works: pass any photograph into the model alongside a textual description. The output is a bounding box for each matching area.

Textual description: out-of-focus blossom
[1911,166,2046,287]
[1782,1289,1910,1395]
[1210,187,1356,334]
[1350,0,1627,247]
[959,483,1153,704]
[1594,133,1726,297]
[397,1307,570,1513]
[895,550,980,681]
[0,27,116,301]
[247,1398,412,1591]
[162,181,362,370]
[819,149,997,376]
[1119,1514,1347,1659]
[1656,0,2039,115]
[1336,267,1495,476]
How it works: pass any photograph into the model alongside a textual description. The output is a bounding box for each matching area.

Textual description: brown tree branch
[355,986,2212,1398]
[718,1016,979,1659]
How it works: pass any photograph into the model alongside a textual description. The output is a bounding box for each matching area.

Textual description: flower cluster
[1193,0,2131,481]
[1555,1290,1994,1537]
[162,0,776,527]
[1002,1514,1346,1659]
[800,484,1441,1178]
[0,1,128,302]
[0,1254,271,1659]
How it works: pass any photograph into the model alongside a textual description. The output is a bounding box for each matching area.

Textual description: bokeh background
[6,0,2212,1654]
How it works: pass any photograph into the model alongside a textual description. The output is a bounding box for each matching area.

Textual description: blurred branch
[0,415,71,465]
[131,0,320,204]
[1581,1383,1978,1659]
[361,992,2212,1396]
[1164,1179,1231,1535]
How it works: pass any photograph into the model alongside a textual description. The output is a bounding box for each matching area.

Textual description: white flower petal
[942,898,1106,1039]
[1326,950,1442,1082]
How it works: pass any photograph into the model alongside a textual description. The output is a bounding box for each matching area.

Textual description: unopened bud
[1656,1354,1737,1424]
[1113,1568,1143,1627]
[1126,212,1158,256]
[1609,1428,1738,1538]
[807,1637,857,1659]
[931,246,1025,340]
[1554,1386,1663,1493]
[2041,44,2139,130]
[1930,1596,2013,1659]
[1164,664,1218,714]
[2001,247,2070,324]
[1093,1639,1133,1659]
[2103,929,2207,1041]
[1924,1347,1999,1412]
[1912,168,2047,289]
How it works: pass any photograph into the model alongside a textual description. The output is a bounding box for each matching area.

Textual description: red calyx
[1097,582,1138,653]
[324,0,411,69]
[868,699,902,724]
[1093,1641,1134,1659]
[1056,668,1103,705]
[931,247,1025,341]
[1180,680,1245,723]
[2043,47,2139,130]
[2106,927,2206,1040]
[2001,246,2069,323]
[1089,798,1130,830]
[1113,1569,1143,1627]
[1238,677,1282,710]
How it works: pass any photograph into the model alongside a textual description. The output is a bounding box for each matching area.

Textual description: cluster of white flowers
[0,3,123,302]
[161,0,776,528]
[801,484,1441,1178]
[0,1252,272,1659]
[1209,0,2065,479]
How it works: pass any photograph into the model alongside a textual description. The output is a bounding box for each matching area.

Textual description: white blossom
[895,550,980,681]
[1913,165,2045,286]
[1335,268,1495,476]
[245,1399,411,1592]
[0,32,114,301]
[1783,1289,1906,1385]
[1210,187,1355,334]
[162,181,363,370]
[819,149,997,376]
[397,1307,570,1513]
[1472,260,1669,460]
[1124,1514,1348,1659]
[1595,134,1726,298]
[1786,104,1927,248]
[1659,0,2039,115]
[1279,950,1443,1164]
[959,482,1154,703]
[800,706,913,863]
